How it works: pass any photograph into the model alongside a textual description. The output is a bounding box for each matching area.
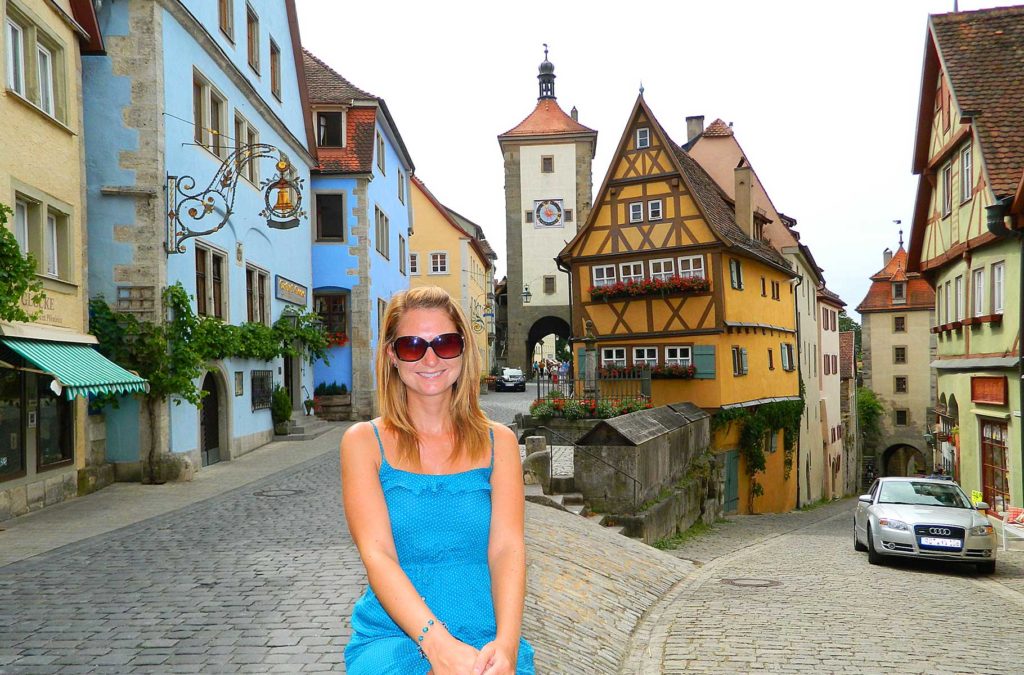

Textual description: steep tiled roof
[316,108,375,174]
[499,99,596,138]
[817,285,846,307]
[302,49,374,103]
[703,118,733,137]
[931,7,1024,198]
[839,331,856,379]
[446,207,497,263]
[856,245,935,313]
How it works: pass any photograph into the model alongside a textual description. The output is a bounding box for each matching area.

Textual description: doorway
[724,450,740,514]
[200,373,221,467]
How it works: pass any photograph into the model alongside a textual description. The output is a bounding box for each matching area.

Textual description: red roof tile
[302,49,375,103]
[316,107,375,174]
[839,331,855,379]
[930,7,1024,198]
[499,99,596,138]
[817,285,846,307]
[703,118,733,137]
[857,245,934,312]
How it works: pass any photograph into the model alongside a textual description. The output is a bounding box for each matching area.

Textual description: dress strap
[488,427,495,470]
[369,420,386,464]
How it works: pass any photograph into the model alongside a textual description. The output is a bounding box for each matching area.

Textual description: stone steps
[274,416,338,441]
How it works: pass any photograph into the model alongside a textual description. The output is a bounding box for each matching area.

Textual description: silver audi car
[853,476,996,573]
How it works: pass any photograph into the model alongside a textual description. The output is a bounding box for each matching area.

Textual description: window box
[950,320,963,330]
[650,364,697,379]
[930,326,942,334]
[961,317,980,327]
[589,274,710,301]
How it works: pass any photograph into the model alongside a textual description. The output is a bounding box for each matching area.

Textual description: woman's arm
[474,423,527,673]
[341,422,478,673]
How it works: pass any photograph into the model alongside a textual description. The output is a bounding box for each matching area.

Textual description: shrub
[314,381,349,396]
[530,400,556,419]
[562,399,587,420]
[271,385,292,425]
[596,401,616,419]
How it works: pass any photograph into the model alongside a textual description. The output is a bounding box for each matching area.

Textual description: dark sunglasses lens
[394,336,428,361]
[432,333,464,359]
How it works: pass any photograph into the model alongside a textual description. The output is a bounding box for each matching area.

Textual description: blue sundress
[344,422,535,674]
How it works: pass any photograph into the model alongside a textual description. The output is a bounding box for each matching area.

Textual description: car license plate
[920,536,961,548]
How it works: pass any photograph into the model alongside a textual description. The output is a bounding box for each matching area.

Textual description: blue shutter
[693,345,716,379]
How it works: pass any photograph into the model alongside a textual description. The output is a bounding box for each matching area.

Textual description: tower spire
[538,44,556,100]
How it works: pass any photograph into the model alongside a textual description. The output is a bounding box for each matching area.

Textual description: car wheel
[866,524,884,565]
[854,520,867,552]
[977,560,996,574]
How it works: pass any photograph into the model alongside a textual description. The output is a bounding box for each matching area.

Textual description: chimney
[570,106,578,121]
[734,165,754,239]
[686,115,705,142]
[883,248,893,266]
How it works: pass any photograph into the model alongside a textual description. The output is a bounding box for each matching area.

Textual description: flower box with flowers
[589,275,710,302]
[650,364,697,379]
[327,331,349,348]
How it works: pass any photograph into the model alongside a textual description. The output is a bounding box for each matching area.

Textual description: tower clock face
[534,199,563,228]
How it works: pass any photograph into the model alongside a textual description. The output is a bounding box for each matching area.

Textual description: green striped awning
[1,337,149,400]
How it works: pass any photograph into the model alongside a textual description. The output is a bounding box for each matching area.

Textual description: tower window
[636,127,650,149]
[541,156,554,173]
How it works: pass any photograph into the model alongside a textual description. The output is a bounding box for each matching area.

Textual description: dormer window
[892,282,906,304]
[317,111,343,147]
[636,127,650,149]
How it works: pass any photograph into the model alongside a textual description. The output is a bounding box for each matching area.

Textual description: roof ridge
[302,48,376,101]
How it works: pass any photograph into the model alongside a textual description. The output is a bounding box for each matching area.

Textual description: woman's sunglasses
[392,332,465,362]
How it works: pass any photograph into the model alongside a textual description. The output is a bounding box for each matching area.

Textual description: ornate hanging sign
[165,144,306,254]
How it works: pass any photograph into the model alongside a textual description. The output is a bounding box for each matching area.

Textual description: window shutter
[692,345,716,379]
[729,260,737,288]
[740,348,748,375]
[780,343,789,371]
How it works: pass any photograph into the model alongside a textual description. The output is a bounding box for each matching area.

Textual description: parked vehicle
[854,476,996,573]
[496,368,526,392]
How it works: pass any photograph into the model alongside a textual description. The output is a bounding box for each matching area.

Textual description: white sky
[296,0,1020,322]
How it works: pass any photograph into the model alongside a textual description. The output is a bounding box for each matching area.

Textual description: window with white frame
[316,111,344,146]
[665,346,692,367]
[892,281,906,302]
[219,0,234,40]
[270,38,281,99]
[36,44,54,116]
[399,235,406,275]
[972,268,984,317]
[636,127,650,149]
[430,252,448,274]
[5,11,65,122]
[601,347,626,367]
[619,261,643,283]
[941,163,952,216]
[629,202,643,223]
[592,265,615,287]
[678,255,705,279]
[731,346,748,376]
[194,72,227,157]
[729,258,744,289]
[195,244,227,319]
[13,199,29,255]
[44,212,58,277]
[374,206,389,258]
[6,18,25,95]
[780,343,795,371]
[649,258,675,281]
[954,275,964,321]
[648,199,663,221]
[960,145,972,203]
[633,347,657,367]
[993,262,1005,314]
[409,252,419,275]
[246,3,259,73]
[233,114,259,183]
[13,196,69,281]
[376,131,386,173]
[398,171,406,204]
[245,264,269,325]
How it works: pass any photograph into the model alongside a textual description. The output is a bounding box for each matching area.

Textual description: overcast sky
[296,0,1019,322]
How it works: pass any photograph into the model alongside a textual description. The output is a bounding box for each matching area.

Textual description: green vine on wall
[712,381,805,512]
[0,203,46,323]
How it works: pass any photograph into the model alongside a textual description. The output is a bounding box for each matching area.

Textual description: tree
[555,336,571,362]
[0,203,46,322]
[857,387,884,454]
[838,309,862,364]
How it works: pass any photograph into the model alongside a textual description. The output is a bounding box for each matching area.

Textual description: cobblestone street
[626,499,1024,673]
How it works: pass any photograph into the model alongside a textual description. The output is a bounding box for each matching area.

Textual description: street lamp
[521,284,532,304]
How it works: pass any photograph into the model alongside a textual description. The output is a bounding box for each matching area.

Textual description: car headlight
[878,518,909,531]
[970,524,994,536]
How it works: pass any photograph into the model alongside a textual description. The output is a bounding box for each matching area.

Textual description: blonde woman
[342,287,534,675]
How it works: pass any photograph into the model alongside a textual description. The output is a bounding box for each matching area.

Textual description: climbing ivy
[712,380,805,512]
[0,203,46,323]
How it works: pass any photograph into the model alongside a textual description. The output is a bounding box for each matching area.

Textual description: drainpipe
[792,271,804,509]
[986,196,1021,496]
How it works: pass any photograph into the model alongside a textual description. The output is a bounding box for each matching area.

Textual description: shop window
[0,367,24,481]
[982,420,1009,513]
[35,376,72,468]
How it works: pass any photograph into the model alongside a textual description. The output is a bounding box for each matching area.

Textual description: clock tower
[497,48,597,372]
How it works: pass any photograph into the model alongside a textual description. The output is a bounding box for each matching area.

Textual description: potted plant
[303,398,315,416]
[271,385,292,435]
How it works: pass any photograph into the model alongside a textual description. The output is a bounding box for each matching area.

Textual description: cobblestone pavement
[624,499,1024,674]
[479,387,534,425]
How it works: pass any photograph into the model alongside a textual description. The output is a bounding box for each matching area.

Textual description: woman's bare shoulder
[341,420,383,459]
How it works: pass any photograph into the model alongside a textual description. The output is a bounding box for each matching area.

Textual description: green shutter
[693,345,716,379]
[740,347,748,375]
[780,342,789,371]
[729,260,737,289]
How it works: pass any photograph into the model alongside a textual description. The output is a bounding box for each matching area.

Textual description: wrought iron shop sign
[275,275,307,306]
[165,143,306,254]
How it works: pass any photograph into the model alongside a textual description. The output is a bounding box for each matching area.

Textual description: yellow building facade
[409,177,496,375]
[558,97,800,513]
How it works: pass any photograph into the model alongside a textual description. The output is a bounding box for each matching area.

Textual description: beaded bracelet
[416,617,447,659]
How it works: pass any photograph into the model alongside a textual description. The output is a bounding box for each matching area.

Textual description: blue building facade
[83,0,317,477]
[303,52,414,418]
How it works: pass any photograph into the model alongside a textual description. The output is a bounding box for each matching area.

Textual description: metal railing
[533,367,651,405]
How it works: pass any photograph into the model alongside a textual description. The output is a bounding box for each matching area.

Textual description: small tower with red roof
[497,47,598,371]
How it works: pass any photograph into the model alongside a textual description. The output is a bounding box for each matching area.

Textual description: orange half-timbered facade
[558,96,799,513]
[907,6,1024,515]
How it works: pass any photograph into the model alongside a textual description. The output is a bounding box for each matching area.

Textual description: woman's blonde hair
[375,286,490,466]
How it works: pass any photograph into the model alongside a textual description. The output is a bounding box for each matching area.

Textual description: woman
[342,286,534,675]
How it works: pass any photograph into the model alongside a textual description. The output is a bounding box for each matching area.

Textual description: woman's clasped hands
[424,632,516,675]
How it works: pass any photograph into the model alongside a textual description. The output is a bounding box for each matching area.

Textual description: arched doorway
[200,373,221,467]
[881,444,927,477]
[525,316,571,375]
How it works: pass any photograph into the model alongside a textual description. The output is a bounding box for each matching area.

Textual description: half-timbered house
[558,95,800,513]
[906,6,1024,514]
